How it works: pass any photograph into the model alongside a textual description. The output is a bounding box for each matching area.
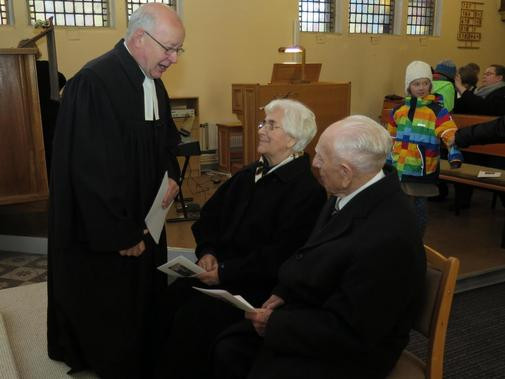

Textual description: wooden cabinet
[217,122,243,173]
[231,82,351,165]
[0,49,48,205]
[171,97,200,177]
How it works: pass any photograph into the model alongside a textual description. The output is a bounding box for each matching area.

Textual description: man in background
[47,4,183,378]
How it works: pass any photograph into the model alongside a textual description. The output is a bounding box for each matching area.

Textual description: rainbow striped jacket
[386,95,458,181]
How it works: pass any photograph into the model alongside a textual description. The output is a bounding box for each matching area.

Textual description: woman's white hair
[125,5,161,40]
[264,99,317,153]
[332,115,392,173]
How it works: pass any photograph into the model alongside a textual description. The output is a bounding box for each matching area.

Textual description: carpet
[408,281,505,378]
[0,251,47,290]
[1,280,504,378]
[0,283,97,379]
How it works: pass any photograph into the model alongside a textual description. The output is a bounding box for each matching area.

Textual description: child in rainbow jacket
[386,60,463,235]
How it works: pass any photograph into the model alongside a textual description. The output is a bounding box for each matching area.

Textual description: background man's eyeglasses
[144,31,185,56]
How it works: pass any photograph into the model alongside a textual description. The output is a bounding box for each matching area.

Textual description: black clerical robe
[47,40,180,378]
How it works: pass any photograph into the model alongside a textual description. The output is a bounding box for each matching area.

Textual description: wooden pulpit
[0,48,48,205]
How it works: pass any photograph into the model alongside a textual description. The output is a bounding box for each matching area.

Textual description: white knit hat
[405,60,433,94]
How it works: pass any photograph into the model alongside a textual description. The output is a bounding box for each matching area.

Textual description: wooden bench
[440,160,505,248]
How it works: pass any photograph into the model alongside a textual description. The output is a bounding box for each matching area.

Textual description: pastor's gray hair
[331,115,392,173]
[264,99,317,153]
[125,4,163,41]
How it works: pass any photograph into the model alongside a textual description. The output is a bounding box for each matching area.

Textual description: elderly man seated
[213,115,427,379]
[454,64,505,116]
[155,99,326,378]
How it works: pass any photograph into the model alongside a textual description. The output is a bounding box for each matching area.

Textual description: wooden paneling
[232,82,351,165]
[0,49,48,205]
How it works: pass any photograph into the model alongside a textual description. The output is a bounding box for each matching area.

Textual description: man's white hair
[264,99,317,153]
[125,4,172,41]
[331,115,392,173]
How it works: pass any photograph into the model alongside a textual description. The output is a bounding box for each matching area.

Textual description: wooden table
[440,160,505,248]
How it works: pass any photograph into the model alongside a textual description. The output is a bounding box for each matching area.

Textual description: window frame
[0,0,12,26]
[125,0,181,19]
[26,0,110,28]
[406,0,436,36]
[299,0,336,33]
[347,0,397,35]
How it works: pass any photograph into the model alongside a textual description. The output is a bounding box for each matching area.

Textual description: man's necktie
[331,197,341,216]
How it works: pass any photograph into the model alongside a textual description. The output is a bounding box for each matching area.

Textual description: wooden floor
[1,174,505,275]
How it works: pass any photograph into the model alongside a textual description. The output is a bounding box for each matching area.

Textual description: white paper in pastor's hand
[157,255,205,278]
[145,171,173,244]
[192,287,257,313]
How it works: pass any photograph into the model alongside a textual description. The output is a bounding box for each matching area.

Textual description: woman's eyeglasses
[258,120,282,132]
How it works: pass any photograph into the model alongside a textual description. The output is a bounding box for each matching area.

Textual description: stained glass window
[27,0,109,27]
[299,0,334,32]
[349,0,395,34]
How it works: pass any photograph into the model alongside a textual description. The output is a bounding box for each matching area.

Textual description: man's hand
[119,229,149,257]
[197,254,218,271]
[162,177,179,209]
[261,294,285,310]
[246,309,273,336]
[196,268,220,286]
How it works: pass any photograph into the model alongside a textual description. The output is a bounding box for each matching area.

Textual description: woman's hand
[197,254,218,271]
[196,269,220,286]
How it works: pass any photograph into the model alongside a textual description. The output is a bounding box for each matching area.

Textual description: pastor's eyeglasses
[144,30,185,56]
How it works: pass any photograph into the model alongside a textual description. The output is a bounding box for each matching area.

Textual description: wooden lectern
[0,48,48,205]
[232,71,351,164]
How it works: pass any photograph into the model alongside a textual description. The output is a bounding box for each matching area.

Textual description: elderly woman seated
[157,99,326,378]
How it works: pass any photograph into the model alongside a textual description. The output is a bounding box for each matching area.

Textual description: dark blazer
[455,115,505,148]
[244,166,426,379]
[453,86,505,116]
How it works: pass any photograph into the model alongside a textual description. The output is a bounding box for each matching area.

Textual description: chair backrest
[415,245,460,378]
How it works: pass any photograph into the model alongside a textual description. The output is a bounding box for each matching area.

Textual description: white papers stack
[157,255,205,278]
[192,287,257,312]
[145,171,173,244]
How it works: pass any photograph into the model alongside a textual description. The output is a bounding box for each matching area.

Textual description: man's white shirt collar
[124,41,159,121]
[337,169,386,211]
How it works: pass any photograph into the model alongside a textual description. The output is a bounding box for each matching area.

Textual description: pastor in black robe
[157,154,327,378]
[47,40,181,378]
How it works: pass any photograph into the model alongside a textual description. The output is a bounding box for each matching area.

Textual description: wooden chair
[388,245,460,379]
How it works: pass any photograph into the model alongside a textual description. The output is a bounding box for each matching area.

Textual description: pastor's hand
[197,268,220,286]
[119,229,149,257]
[162,178,179,208]
[119,240,146,257]
[246,309,273,336]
